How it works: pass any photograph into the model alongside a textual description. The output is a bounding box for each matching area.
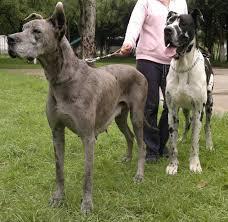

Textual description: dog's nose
[7,35,16,45]
[164,27,173,35]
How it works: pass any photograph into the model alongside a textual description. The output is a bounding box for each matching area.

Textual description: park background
[0,0,228,221]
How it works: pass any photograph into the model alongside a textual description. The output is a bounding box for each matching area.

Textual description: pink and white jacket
[123,0,188,64]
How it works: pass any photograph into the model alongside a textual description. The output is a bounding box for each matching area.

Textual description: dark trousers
[136,59,169,156]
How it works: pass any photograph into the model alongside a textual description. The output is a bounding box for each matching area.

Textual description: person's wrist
[121,43,133,55]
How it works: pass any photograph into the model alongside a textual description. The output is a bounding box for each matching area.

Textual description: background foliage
[187,0,228,61]
[0,0,227,60]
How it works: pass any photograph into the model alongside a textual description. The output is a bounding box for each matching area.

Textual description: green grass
[0,55,40,69]
[1,53,228,69]
[211,61,228,69]
[0,54,135,69]
[96,56,135,66]
[0,70,228,222]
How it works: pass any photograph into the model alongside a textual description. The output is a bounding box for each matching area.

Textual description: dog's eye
[168,16,177,24]
[33,29,42,34]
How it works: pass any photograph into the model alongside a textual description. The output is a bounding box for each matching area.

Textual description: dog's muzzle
[7,35,17,45]
[7,35,17,58]
[164,27,177,48]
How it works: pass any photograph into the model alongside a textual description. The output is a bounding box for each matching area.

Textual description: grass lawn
[0,66,228,221]
[0,55,40,69]
[0,55,135,69]
[211,61,228,69]
[1,54,228,69]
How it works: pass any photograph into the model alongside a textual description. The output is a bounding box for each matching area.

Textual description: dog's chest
[166,52,207,109]
[49,87,96,135]
[173,73,195,107]
[167,70,207,109]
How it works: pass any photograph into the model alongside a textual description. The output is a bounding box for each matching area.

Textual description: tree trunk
[227,38,228,62]
[78,0,96,59]
[219,38,226,62]
[226,15,228,61]
[218,19,226,62]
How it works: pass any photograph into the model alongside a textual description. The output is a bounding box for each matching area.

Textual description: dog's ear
[49,2,66,40]
[191,9,204,29]
[167,11,178,21]
[24,13,43,22]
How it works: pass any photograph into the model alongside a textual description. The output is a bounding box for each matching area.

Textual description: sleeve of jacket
[123,0,148,48]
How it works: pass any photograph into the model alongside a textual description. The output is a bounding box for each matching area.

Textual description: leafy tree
[187,0,228,61]
[2,0,226,61]
[96,0,136,55]
[0,0,26,34]
[0,0,79,35]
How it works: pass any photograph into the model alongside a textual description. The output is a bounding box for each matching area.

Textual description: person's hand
[120,43,133,56]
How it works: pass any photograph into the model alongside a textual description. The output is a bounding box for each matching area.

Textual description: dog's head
[164,9,204,59]
[7,2,66,61]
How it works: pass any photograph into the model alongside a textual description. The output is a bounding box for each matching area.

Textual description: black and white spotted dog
[164,9,214,175]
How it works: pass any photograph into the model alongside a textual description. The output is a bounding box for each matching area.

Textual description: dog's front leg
[49,126,65,207]
[81,134,95,214]
[189,109,202,173]
[166,107,179,175]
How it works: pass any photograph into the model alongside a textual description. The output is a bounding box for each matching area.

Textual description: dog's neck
[38,36,80,86]
[173,38,198,70]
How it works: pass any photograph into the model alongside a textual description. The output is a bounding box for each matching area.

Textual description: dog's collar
[170,53,201,73]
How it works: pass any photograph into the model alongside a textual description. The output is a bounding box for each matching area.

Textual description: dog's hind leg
[205,91,213,150]
[130,106,145,183]
[180,108,191,143]
[166,107,179,175]
[189,108,203,173]
[81,134,95,214]
[49,126,65,207]
[115,107,134,162]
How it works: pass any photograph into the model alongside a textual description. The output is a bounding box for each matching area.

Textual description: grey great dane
[7,2,148,213]
[164,9,214,175]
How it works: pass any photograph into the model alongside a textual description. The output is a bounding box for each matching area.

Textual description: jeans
[136,59,169,156]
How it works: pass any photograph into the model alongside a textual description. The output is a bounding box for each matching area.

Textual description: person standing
[121,0,188,162]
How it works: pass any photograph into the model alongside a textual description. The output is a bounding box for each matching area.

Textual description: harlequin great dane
[7,2,148,213]
[164,9,214,175]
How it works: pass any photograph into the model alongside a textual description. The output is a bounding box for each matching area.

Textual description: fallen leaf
[197,180,208,189]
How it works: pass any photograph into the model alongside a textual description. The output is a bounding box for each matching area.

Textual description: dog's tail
[203,54,214,92]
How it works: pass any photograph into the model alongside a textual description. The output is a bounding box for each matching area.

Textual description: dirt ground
[213,68,228,115]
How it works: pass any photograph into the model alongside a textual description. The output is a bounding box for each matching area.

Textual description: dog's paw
[49,192,64,207]
[166,162,178,175]
[190,158,202,173]
[122,155,132,163]
[133,174,144,183]
[81,199,93,214]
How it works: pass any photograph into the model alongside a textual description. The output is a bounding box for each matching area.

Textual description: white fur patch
[184,32,189,38]
[207,73,214,92]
